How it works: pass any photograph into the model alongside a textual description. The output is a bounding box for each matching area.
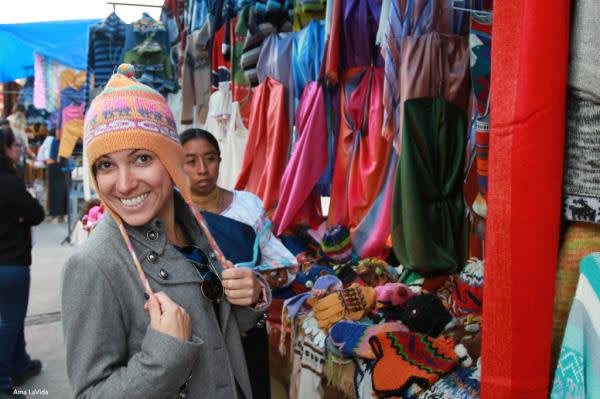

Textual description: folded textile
[329,320,408,359]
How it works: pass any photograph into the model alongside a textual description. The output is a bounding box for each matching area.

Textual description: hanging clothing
[322,0,383,86]
[391,96,467,275]
[293,0,326,31]
[235,77,290,215]
[43,57,63,113]
[85,13,127,104]
[272,82,327,236]
[569,0,600,102]
[231,10,253,127]
[124,40,175,95]
[257,32,296,137]
[292,19,325,109]
[59,69,86,92]
[33,53,46,110]
[58,104,85,159]
[181,19,213,125]
[551,253,600,399]
[240,4,293,87]
[562,93,600,224]
[120,13,170,61]
[381,0,440,143]
[203,83,249,190]
[211,22,232,91]
[328,67,396,258]
[386,32,471,151]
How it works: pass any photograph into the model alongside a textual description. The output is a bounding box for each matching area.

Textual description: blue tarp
[0,19,101,83]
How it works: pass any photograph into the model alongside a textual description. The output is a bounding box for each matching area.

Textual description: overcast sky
[0,0,162,24]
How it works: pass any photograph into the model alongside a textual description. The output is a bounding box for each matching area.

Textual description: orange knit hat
[84,64,228,295]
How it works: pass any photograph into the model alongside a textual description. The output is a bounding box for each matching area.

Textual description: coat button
[210,251,217,260]
[147,251,158,263]
[159,269,169,280]
[147,230,159,241]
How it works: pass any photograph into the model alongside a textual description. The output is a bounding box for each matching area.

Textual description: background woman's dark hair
[0,127,17,173]
[180,128,221,156]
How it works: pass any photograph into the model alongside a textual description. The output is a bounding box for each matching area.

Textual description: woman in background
[181,128,297,399]
[0,126,44,399]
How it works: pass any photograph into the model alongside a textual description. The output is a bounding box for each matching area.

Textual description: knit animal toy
[400,294,453,337]
[375,282,415,308]
[369,331,459,397]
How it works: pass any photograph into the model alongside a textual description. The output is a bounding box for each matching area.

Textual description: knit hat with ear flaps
[84,63,228,295]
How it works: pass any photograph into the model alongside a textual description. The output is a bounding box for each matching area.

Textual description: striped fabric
[563,93,600,224]
[85,13,126,105]
[551,253,600,399]
[551,223,600,375]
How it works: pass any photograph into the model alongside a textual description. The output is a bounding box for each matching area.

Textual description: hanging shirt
[203,83,249,190]
[181,19,213,125]
[124,40,175,95]
[85,13,127,104]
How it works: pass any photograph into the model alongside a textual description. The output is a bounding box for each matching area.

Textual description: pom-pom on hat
[84,64,228,295]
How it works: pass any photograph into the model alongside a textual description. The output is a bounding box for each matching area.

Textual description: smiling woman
[94,149,176,230]
[61,64,271,399]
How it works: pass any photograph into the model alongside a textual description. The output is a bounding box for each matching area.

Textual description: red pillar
[481,1,570,398]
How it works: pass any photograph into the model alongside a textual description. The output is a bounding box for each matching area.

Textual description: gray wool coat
[61,195,271,399]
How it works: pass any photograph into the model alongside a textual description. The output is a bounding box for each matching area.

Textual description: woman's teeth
[120,193,149,208]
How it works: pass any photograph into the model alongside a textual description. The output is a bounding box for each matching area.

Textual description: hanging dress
[234,77,290,215]
[328,66,396,258]
[292,19,325,110]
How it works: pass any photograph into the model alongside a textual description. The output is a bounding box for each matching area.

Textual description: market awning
[0,19,100,82]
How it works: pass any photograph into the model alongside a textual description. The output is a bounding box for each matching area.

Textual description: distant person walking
[0,126,44,399]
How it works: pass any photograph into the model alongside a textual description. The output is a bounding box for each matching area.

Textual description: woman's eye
[206,156,217,163]
[136,154,152,164]
[96,161,112,170]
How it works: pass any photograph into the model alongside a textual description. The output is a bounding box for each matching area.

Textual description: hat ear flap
[369,335,385,359]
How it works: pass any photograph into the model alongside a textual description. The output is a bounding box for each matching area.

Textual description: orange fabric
[328,67,392,248]
[481,1,569,398]
[235,77,290,214]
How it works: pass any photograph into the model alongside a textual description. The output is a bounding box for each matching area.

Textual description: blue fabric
[0,19,99,83]
[292,19,324,109]
[0,266,32,390]
[201,211,258,264]
[119,14,171,62]
[85,13,127,104]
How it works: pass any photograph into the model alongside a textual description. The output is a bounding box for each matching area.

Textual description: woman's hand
[221,268,261,306]
[144,292,192,341]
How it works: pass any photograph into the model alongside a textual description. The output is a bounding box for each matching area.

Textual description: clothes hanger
[451,0,492,17]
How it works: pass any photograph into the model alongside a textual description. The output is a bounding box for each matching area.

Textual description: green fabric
[391,97,467,275]
[232,7,251,87]
[123,46,173,81]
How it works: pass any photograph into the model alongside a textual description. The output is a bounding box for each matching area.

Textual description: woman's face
[94,149,174,226]
[182,138,220,196]
[4,140,20,164]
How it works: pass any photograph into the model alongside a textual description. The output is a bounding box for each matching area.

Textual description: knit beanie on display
[319,225,354,265]
[84,64,227,295]
[400,294,453,337]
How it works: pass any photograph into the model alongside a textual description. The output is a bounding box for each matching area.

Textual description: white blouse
[221,190,297,284]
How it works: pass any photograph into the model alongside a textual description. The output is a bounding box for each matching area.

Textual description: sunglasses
[188,249,224,303]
